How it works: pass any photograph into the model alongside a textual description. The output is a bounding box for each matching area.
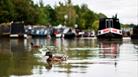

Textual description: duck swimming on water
[45,52,67,62]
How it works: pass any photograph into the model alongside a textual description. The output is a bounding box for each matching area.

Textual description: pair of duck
[30,42,67,62]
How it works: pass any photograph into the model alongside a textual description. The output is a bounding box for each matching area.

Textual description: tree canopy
[0,0,108,29]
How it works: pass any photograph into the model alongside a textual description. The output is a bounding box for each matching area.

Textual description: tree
[0,0,109,28]
[45,5,57,26]
[55,0,77,27]
[97,13,107,19]
[36,5,49,25]
[0,0,15,23]
[92,20,99,32]
[75,4,97,29]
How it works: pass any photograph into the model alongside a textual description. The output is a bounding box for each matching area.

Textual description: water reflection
[45,61,52,71]
[98,40,121,59]
[0,38,11,54]
[0,38,137,77]
[0,38,46,77]
[131,39,138,50]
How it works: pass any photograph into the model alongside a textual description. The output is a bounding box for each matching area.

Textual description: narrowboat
[10,22,27,38]
[97,15,122,39]
[28,26,50,38]
[31,28,48,37]
[63,28,75,39]
[131,26,138,39]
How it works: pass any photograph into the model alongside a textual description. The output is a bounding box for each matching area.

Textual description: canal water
[0,37,137,77]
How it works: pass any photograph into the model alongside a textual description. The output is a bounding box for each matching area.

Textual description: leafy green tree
[66,0,77,27]
[97,13,107,19]
[11,0,31,21]
[36,7,49,25]
[92,20,99,32]
[55,0,77,27]
[55,3,66,25]
[75,4,97,29]
[0,0,109,29]
[0,0,15,23]
[45,5,57,26]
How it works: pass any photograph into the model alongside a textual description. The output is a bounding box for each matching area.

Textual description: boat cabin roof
[98,18,120,30]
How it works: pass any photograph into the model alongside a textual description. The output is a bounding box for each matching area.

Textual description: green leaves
[0,0,107,30]
[92,20,99,32]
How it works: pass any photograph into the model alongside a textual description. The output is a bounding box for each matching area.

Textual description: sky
[33,0,138,24]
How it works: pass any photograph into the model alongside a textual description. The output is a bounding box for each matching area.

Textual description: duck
[45,52,67,62]
[30,42,41,48]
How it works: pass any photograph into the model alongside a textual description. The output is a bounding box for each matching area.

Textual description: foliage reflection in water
[0,38,137,77]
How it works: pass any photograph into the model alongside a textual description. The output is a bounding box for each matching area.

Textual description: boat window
[105,19,108,28]
[110,19,113,28]
[105,19,113,28]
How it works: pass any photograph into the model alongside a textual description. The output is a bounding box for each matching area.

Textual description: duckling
[45,52,67,62]
[31,42,41,48]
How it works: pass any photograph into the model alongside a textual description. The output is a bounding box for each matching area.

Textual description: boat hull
[64,32,75,39]
[131,26,138,39]
[131,35,138,39]
[97,32,122,39]
[97,28,122,39]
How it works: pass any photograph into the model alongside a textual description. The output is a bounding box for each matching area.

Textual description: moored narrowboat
[63,28,75,39]
[131,26,138,39]
[10,21,27,38]
[97,15,122,39]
